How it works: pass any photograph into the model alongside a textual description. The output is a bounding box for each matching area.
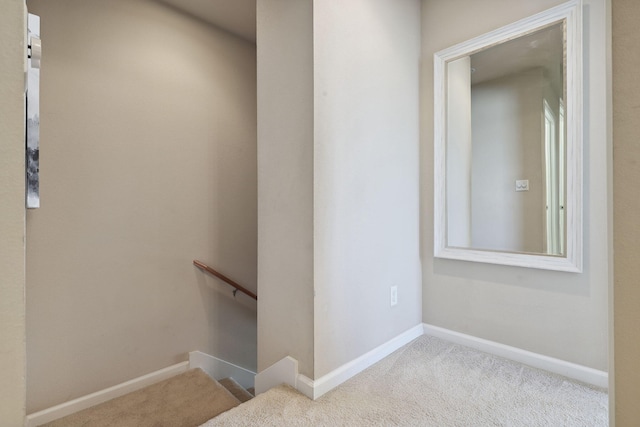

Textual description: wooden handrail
[193,260,257,301]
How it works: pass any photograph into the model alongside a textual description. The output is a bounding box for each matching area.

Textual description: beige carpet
[218,377,254,403]
[43,368,241,427]
[200,335,608,426]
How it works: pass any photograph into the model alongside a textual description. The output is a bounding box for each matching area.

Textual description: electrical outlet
[390,286,398,306]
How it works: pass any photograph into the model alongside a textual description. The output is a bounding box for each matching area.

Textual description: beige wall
[0,1,26,425]
[257,0,422,380]
[256,0,315,376]
[613,0,640,423]
[26,0,257,413]
[312,0,422,377]
[421,0,611,371]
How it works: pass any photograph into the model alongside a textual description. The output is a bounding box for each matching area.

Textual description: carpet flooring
[42,368,241,427]
[200,335,608,426]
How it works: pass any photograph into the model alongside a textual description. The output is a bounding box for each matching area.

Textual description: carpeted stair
[41,368,254,427]
[218,377,254,403]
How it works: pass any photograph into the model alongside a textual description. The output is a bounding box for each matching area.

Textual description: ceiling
[159,0,256,42]
[470,22,564,89]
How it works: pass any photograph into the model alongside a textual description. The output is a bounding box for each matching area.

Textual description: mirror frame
[434,0,583,272]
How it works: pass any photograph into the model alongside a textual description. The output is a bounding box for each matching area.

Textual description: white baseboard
[257,324,424,400]
[189,351,256,391]
[25,361,190,427]
[423,323,608,389]
[301,324,425,400]
[254,356,299,395]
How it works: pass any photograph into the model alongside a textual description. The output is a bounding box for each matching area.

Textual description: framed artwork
[27,13,41,209]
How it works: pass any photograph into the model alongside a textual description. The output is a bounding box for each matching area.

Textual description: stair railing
[193,260,257,301]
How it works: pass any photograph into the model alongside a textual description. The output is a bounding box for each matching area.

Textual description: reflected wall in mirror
[434,0,583,272]
[449,23,564,255]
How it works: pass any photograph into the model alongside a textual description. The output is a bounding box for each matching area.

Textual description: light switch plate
[515,180,529,192]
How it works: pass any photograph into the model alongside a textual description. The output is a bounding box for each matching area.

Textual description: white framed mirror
[434,0,583,272]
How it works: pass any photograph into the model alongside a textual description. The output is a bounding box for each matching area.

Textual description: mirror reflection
[446,22,566,255]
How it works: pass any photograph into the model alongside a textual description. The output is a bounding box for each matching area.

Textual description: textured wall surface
[613,0,640,423]
[26,0,257,413]
[0,1,26,425]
